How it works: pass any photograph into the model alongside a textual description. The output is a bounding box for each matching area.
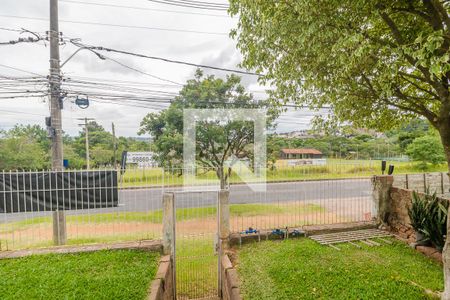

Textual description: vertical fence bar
[218,189,230,298]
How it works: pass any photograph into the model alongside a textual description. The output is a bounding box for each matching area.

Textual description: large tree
[139,70,270,188]
[0,125,50,170]
[229,0,450,296]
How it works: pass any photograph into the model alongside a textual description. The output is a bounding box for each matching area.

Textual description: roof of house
[280,148,323,155]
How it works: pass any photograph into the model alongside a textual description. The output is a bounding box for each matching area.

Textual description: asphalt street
[2,179,372,222]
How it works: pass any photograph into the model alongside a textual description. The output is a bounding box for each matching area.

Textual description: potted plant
[408,191,429,245]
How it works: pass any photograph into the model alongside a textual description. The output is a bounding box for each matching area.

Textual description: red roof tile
[281,148,323,155]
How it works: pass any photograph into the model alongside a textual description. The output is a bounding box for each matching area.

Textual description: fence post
[218,189,230,250]
[405,174,409,189]
[371,175,394,224]
[162,192,175,255]
[423,173,427,192]
[52,210,66,246]
[218,189,230,298]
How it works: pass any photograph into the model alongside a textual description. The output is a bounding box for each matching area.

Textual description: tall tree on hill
[229,0,450,296]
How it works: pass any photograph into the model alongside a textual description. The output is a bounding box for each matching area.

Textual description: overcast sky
[0,0,322,137]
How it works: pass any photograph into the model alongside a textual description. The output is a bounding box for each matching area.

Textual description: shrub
[409,191,449,251]
[408,191,428,232]
[421,192,448,251]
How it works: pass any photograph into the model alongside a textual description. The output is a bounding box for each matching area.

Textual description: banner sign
[0,170,118,213]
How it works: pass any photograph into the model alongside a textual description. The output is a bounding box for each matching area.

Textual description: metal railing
[0,161,376,252]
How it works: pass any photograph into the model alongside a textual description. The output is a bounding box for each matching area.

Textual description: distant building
[279,148,324,159]
[277,148,326,167]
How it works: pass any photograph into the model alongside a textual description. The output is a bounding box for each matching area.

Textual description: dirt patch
[0,198,372,250]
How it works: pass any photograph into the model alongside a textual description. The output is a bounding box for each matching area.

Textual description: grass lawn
[121,160,448,187]
[176,237,218,299]
[1,203,323,232]
[237,238,443,300]
[0,250,159,300]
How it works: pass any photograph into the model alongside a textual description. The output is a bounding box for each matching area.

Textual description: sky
[0,0,323,137]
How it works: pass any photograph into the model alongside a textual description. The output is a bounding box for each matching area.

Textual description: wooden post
[405,174,409,189]
[162,193,175,255]
[423,173,427,192]
[52,210,66,246]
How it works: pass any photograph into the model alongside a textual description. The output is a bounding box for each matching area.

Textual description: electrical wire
[70,40,261,76]
[0,63,46,77]
[0,109,47,117]
[59,0,231,18]
[148,0,229,11]
[0,14,229,36]
[98,53,183,85]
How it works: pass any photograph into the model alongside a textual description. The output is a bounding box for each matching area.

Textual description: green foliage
[408,191,429,232]
[0,250,159,300]
[409,191,449,251]
[406,135,446,169]
[238,239,443,299]
[139,69,273,186]
[0,125,50,170]
[230,0,450,171]
[421,192,449,251]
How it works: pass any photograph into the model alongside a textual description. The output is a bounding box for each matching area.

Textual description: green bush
[408,191,428,232]
[409,191,448,251]
[421,192,448,251]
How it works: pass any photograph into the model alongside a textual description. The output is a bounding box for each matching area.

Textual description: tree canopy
[139,70,271,187]
[406,134,446,169]
[230,0,450,169]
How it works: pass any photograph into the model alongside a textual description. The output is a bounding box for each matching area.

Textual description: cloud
[0,0,306,137]
[196,43,259,88]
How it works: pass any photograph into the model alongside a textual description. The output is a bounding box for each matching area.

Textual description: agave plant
[408,191,428,232]
[421,192,448,251]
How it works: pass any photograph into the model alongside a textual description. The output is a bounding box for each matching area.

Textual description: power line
[0,14,229,36]
[0,36,44,46]
[70,40,261,76]
[148,0,229,11]
[0,108,47,117]
[98,53,183,85]
[166,0,229,7]
[0,63,46,77]
[59,0,231,18]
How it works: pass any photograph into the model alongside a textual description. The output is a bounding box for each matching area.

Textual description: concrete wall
[148,255,173,300]
[221,254,241,300]
[388,187,415,242]
[393,172,450,197]
[373,175,449,243]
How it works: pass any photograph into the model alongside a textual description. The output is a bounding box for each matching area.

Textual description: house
[279,148,324,159]
[277,148,326,167]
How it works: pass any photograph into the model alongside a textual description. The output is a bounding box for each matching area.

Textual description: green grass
[176,238,218,299]
[121,160,448,187]
[238,238,443,300]
[0,250,159,300]
[1,203,323,233]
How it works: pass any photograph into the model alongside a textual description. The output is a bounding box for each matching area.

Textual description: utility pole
[112,122,117,169]
[49,0,63,170]
[78,118,94,169]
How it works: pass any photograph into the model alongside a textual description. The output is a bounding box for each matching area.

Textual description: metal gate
[171,190,221,300]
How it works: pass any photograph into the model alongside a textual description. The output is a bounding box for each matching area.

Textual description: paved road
[1,178,372,222]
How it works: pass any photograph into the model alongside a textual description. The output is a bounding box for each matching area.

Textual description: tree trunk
[439,121,450,300]
[217,167,227,190]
